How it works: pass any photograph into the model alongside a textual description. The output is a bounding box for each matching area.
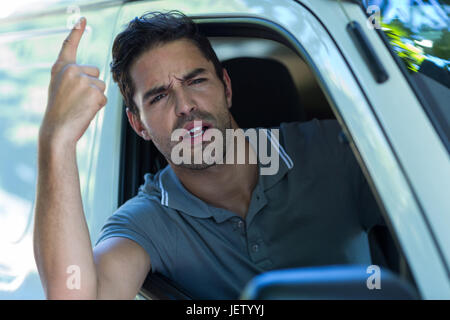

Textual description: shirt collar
[253,127,294,191]
[155,126,294,220]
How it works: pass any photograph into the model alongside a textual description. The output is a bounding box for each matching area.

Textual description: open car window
[123,33,417,300]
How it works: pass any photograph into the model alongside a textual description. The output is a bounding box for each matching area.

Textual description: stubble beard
[151,107,233,171]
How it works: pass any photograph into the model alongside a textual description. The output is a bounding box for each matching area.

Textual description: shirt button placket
[233,218,246,236]
[248,239,265,262]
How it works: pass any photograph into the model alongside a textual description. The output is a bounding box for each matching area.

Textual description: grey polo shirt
[95,119,385,299]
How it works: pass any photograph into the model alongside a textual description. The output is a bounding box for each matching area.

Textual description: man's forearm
[33,139,98,299]
[33,17,107,299]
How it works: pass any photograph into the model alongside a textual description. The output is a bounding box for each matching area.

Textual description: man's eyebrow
[142,85,168,104]
[181,67,207,81]
[142,68,207,104]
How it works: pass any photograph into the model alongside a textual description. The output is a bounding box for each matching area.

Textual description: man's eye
[190,78,206,85]
[151,94,167,104]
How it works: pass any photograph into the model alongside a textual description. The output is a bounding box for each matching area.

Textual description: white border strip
[266,129,294,169]
[158,174,168,206]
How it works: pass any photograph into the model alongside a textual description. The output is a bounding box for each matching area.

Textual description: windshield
[364,0,449,149]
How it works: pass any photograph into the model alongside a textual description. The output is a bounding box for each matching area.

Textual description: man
[34,11,385,300]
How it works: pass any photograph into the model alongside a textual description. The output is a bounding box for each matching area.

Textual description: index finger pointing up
[57,17,87,63]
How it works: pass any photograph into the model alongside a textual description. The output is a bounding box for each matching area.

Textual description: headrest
[222,57,306,129]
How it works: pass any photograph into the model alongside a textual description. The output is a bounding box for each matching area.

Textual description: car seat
[222,57,307,128]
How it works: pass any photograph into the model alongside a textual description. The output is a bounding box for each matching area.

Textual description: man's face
[128,39,233,170]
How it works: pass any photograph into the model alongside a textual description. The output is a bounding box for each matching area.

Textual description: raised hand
[40,17,107,147]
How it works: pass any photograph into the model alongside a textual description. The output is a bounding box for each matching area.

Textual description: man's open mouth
[188,125,209,138]
[182,121,213,142]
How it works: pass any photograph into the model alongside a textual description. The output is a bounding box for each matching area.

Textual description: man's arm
[33,17,149,299]
[94,237,151,300]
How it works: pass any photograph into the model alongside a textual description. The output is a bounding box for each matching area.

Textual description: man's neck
[170,137,259,220]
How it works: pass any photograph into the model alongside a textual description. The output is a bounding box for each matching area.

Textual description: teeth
[189,126,203,134]
[188,125,207,138]
[191,130,203,138]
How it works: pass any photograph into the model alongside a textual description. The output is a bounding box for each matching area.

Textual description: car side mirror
[240,265,419,300]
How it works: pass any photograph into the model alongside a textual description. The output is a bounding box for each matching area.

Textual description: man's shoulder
[279,118,339,137]
[277,118,340,151]
[112,192,165,224]
[136,165,173,200]
[112,168,171,221]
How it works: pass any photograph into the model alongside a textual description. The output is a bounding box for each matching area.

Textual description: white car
[0,0,448,299]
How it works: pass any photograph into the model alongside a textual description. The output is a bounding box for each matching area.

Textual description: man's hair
[111,11,224,115]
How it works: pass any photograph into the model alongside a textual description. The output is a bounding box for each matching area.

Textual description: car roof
[0,0,366,23]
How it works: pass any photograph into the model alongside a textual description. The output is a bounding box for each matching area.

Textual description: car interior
[117,21,419,299]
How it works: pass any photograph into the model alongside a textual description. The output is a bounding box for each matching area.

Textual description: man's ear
[222,68,232,109]
[126,107,151,141]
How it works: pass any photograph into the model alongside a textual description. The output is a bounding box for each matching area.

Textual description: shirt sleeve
[317,119,386,231]
[94,195,164,273]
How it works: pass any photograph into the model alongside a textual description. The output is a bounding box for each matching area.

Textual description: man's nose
[174,87,196,117]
